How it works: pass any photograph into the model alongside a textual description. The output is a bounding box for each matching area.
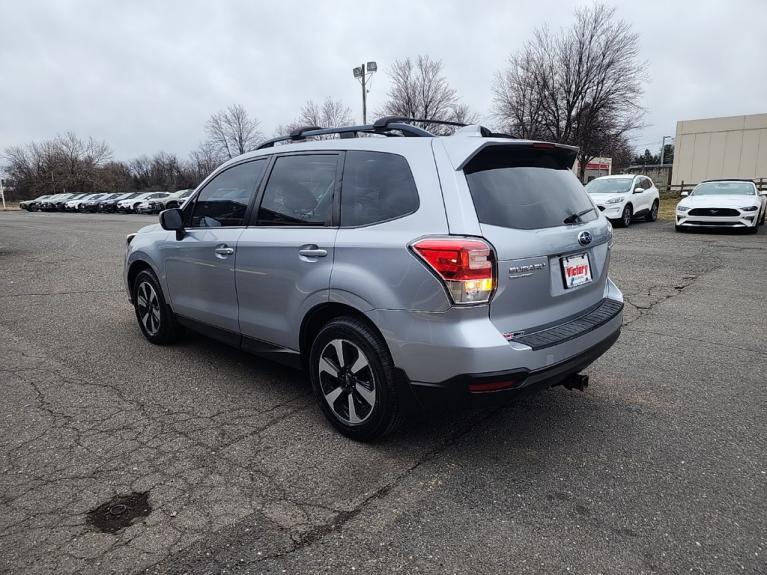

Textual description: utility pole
[361,65,367,125]
[0,179,5,210]
[353,61,377,124]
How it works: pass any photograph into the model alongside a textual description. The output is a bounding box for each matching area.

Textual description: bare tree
[273,97,354,140]
[188,140,225,181]
[2,133,113,198]
[128,152,192,191]
[98,161,133,193]
[205,104,263,159]
[298,97,354,128]
[492,3,646,179]
[379,55,477,134]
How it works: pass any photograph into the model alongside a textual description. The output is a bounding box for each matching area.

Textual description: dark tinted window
[256,155,338,226]
[464,148,597,230]
[191,160,265,227]
[341,151,419,226]
[692,181,756,196]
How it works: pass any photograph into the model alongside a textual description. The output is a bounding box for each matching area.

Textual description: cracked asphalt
[0,211,765,574]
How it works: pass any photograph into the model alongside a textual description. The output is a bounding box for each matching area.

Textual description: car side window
[190,160,266,228]
[340,151,420,227]
[255,154,338,226]
[642,178,653,190]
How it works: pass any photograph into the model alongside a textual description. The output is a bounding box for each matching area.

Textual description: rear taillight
[411,237,496,305]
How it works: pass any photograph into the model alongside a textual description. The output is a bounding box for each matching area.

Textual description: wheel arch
[299,302,385,368]
[127,258,160,299]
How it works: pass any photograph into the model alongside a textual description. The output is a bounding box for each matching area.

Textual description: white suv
[585,174,660,227]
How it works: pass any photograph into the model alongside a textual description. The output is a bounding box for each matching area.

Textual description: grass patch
[658,199,677,221]
[657,193,683,221]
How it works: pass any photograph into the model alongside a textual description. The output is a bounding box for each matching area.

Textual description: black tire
[759,209,765,226]
[646,200,659,222]
[309,316,403,441]
[617,205,632,228]
[132,269,181,344]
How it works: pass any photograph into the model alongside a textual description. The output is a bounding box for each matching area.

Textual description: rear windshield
[464,147,597,230]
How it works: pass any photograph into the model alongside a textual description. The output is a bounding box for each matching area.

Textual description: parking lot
[0,211,764,574]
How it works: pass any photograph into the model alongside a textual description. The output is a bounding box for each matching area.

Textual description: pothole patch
[87,492,152,533]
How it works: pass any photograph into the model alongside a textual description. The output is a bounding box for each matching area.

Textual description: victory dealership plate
[561,253,592,288]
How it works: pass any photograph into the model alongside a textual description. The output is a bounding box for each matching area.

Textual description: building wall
[671,113,767,185]
[624,164,672,187]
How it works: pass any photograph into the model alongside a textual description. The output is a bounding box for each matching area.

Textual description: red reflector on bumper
[468,380,520,393]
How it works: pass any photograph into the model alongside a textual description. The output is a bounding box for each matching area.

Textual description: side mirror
[759,191,767,197]
[633,187,643,194]
[681,191,689,197]
[159,208,185,239]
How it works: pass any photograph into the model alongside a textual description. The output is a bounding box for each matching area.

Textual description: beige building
[671,113,767,185]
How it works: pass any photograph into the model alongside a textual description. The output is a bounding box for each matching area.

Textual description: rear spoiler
[439,137,579,171]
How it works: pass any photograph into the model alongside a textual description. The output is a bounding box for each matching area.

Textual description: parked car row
[584,174,766,232]
[19,190,194,214]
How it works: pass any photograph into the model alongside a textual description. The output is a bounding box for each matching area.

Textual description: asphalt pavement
[0,211,764,574]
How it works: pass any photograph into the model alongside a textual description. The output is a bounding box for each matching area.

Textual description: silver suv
[125,118,624,440]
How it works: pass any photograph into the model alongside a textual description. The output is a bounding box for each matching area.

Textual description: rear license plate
[561,253,592,288]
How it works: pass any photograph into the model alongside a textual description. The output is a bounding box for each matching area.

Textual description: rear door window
[255,154,339,226]
[464,147,597,230]
[340,151,419,226]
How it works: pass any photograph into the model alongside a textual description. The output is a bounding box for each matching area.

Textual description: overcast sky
[2,0,765,162]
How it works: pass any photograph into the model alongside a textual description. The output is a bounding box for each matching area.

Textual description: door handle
[215,245,235,256]
[298,247,328,258]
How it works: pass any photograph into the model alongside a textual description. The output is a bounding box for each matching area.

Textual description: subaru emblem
[578,231,593,246]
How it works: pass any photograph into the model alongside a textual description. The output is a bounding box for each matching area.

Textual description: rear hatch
[461,144,612,335]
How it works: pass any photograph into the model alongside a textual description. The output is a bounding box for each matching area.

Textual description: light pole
[353,61,377,124]
[660,135,673,165]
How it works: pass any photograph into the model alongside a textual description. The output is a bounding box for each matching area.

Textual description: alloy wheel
[136,281,161,336]
[318,339,376,425]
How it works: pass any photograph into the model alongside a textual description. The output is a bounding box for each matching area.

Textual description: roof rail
[289,125,322,139]
[373,116,467,129]
[256,120,435,150]
[255,117,522,150]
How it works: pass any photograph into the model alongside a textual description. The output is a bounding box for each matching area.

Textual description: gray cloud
[1,0,765,161]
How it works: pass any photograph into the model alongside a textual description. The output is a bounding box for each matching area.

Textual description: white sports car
[676,179,767,233]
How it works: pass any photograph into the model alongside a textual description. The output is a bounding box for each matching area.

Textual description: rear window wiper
[563,207,595,225]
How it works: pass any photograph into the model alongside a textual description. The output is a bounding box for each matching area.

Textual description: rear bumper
[371,278,623,393]
[410,328,620,406]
